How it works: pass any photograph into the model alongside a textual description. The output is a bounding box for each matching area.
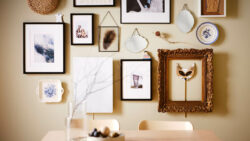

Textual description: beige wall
[0,0,249,140]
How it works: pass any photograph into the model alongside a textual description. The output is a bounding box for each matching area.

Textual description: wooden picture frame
[120,0,171,24]
[71,13,94,45]
[23,22,65,74]
[198,0,226,17]
[98,26,119,52]
[121,59,152,101]
[158,49,214,112]
[73,0,115,7]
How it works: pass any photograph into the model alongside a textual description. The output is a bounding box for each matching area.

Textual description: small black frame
[120,59,152,101]
[71,13,94,45]
[98,26,120,52]
[73,0,115,7]
[23,22,65,74]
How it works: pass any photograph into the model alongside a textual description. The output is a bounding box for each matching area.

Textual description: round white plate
[196,22,219,45]
[176,9,194,33]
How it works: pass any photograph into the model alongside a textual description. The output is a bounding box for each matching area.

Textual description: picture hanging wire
[99,11,119,27]
[132,28,141,37]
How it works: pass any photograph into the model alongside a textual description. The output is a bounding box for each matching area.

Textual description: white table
[42,129,221,141]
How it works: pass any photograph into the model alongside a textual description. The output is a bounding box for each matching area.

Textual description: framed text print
[121,59,152,101]
[121,0,171,24]
[74,0,115,7]
[71,14,94,45]
[23,23,65,74]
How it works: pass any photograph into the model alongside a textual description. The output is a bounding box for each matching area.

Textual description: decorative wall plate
[37,79,64,103]
[125,28,148,53]
[27,0,59,15]
[196,22,219,45]
[176,9,194,33]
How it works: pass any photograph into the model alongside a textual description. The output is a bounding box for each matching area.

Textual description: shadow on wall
[227,0,238,18]
[212,24,225,47]
[213,53,228,116]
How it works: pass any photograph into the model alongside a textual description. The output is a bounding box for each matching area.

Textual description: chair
[70,119,120,131]
[138,120,193,131]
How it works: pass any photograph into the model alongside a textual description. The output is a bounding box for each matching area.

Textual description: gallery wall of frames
[24,0,226,115]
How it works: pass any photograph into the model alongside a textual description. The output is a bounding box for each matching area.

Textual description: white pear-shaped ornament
[125,29,148,53]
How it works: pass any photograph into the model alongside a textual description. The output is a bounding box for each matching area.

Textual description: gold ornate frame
[158,49,214,112]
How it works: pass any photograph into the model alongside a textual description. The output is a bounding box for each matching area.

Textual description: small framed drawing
[99,26,119,52]
[23,23,65,74]
[74,0,115,7]
[121,59,152,101]
[121,0,171,24]
[71,14,94,45]
[158,49,214,113]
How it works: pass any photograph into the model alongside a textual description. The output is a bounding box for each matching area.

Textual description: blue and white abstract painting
[34,34,54,63]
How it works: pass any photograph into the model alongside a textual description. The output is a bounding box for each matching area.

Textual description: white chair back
[138,120,193,131]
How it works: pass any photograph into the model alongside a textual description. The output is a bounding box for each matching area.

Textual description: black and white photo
[121,0,170,24]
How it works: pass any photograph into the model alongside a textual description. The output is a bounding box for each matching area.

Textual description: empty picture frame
[74,0,115,7]
[158,49,214,112]
[98,26,119,52]
[73,57,113,114]
[121,0,171,24]
[71,14,94,45]
[23,23,65,74]
[121,59,152,101]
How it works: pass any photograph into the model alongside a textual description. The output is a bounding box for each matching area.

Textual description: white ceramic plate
[125,35,148,53]
[176,9,194,33]
[37,79,64,103]
[196,22,219,45]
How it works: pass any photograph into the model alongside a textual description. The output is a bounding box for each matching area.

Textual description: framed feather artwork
[98,11,119,52]
[158,49,214,113]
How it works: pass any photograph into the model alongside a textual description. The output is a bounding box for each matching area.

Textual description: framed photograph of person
[71,14,94,45]
[121,0,171,24]
[23,23,65,74]
[74,0,115,7]
[98,26,119,52]
[121,59,152,101]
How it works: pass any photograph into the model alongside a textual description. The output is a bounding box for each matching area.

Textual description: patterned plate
[196,22,219,45]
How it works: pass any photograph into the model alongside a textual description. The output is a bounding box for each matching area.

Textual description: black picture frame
[73,0,115,7]
[98,26,120,52]
[23,22,65,74]
[120,0,171,24]
[71,13,94,45]
[121,59,152,101]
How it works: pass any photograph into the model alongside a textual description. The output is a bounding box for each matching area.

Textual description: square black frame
[73,0,115,7]
[98,26,120,52]
[71,13,94,45]
[23,22,65,74]
[120,0,171,24]
[120,59,152,101]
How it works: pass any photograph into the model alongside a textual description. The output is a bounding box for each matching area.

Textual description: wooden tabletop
[42,129,221,141]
